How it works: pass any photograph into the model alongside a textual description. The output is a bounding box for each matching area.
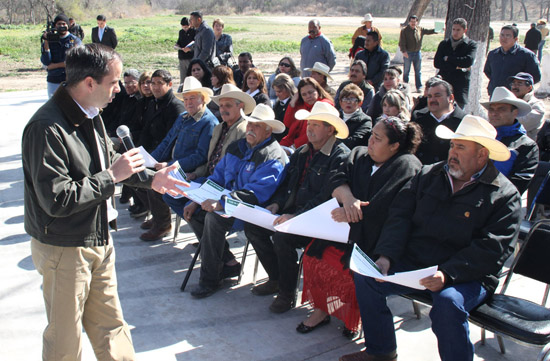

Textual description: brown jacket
[399,25,436,53]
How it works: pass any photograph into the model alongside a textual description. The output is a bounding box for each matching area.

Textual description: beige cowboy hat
[241,104,286,134]
[304,62,333,80]
[480,86,532,117]
[362,13,374,23]
[211,83,256,115]
[174,76,213,104]
[435,115,511,161]
[295,101,349,139]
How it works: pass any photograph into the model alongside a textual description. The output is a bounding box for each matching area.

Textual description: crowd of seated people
[99,12,546,361]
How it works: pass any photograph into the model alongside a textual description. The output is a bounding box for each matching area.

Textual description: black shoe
[251,280,279,296]
[342,327,358,339]
[269,292,294,313]
[296,315,331,334]
[129,205,149,218]
[190,282,221,299]
[221,263,241,279]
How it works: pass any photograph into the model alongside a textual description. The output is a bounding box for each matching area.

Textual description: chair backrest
[526,170,550,220]
[502,219,550,292]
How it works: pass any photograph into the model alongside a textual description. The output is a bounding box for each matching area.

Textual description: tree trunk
[501,0,508,19]
[510,0,514,20]
[405,0,432,25]
[446,0,492,116]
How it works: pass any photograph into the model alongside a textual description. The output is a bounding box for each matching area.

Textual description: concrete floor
[0,90,547,360]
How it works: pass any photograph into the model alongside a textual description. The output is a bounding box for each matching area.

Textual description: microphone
[116,125,149,182]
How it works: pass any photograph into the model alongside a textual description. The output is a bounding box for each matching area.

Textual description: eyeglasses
[279,62,291,68]
[341,97,359,103]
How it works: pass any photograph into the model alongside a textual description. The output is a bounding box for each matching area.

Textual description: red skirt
[301,243,361,332]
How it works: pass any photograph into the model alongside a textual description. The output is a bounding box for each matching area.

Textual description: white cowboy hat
[435,115,511,161]
[304,62,333,80]
[480,86,532,117]
[211,83,256,115]
[295,101,349,139]
[362,13,374,23]
[174,77,213,104]
[241,104,285,134]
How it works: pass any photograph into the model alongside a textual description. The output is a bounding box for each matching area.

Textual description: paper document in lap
[350,244,437,290]
[228,200,278,231]
[137,146,158,168]
[273,198,350,243]
[167,161,201,199]
[185,179,231,204]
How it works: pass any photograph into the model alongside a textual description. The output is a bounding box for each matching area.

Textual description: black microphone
[116,125,149,182]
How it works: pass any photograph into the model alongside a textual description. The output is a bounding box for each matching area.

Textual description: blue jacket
[208,136,288,205]
[41,33,81,83]
[484,43,541,95]
[494,121,539,194]
[151,107,218,172]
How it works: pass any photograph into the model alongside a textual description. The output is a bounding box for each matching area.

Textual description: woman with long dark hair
[186,58,212,88]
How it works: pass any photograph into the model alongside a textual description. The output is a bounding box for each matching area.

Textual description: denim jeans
[538,40,546,62]
[403,51,422,90]
[47,82,61,98]
[354,264,488,361]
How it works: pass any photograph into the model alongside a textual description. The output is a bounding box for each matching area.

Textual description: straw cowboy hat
[174,76,213,104]
[211,83,256,115]
[362,13,374,23]
[295,101,349,139]
[304,62,333,81]
[435,115,511,161]
[241,104,286,134]
[480,86,532,117]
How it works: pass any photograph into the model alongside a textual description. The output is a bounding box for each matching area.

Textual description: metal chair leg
[292,253,304,308]
[173,215,182,243]
[412,300,421,319]
[497,335,506,354]
[237,238,250,284]
[180,241,202,292]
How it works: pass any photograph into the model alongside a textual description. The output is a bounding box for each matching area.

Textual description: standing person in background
[433,18,477,109]
[189,10,216,68]
[300,19,337,77]
[351,13,383,46]
[41,14,81,98]
[175,17,196,88]
[68,17,84,40]
[537,19,549,62]
[213,18,233,66]
[399,15,437,93]
[524,23,542,56]
[91,15,118,49]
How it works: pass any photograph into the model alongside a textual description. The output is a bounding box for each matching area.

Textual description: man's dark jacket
[354,46,390,91]
[91,26,118,49]
[433,36,477,107]
[138,89,186,152]
[525,27,542,52]
[374,161,521,293]
[22,85,152,247]
[412,106,466,164]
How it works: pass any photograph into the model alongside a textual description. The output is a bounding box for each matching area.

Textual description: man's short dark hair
[181,17,189,26]
[65,44,121,87]
[190,11,203,19]
[366,31,379,42]
[409,15,418,21]
[96,14,106,21]
[239,52,253,62]
[453,18,467,29]
[501,25,519,38]
[351,59,367,76]
[151,69,172,83]
[427,79,454,97]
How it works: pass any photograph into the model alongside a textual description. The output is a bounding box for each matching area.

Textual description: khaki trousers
[31,238,135,361]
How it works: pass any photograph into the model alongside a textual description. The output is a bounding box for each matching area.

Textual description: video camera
[41,17,60,43]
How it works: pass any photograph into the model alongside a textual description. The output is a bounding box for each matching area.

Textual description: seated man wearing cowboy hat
[140,77,219,241]
[244,101,351,313]
[481,86,539,195]
[340,115,521,361]
[304,62,336,97]
[184,104,288,298]
[162,83,256,217]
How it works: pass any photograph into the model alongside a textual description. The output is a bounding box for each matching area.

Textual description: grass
[4,14,495,80]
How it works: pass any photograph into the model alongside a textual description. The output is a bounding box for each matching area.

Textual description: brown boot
[339,350,397,361]
[140,225,172,241]
[140,218,155,230]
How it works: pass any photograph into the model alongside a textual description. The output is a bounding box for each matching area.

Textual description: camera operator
[41,14,81,98]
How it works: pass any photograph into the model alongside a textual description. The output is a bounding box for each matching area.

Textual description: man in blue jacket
[41,14,81,97]
[140,77,218,241]
[183,104,287,298]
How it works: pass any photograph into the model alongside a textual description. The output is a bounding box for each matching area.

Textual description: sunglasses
[279,62,291,68]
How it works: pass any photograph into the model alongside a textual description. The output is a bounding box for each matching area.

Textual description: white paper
[185,179,230,204]
[349,244,438,290]
[231,202,278,231]
[167,163,201,199]
[137,146,158,168]
[273,198,350,243]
